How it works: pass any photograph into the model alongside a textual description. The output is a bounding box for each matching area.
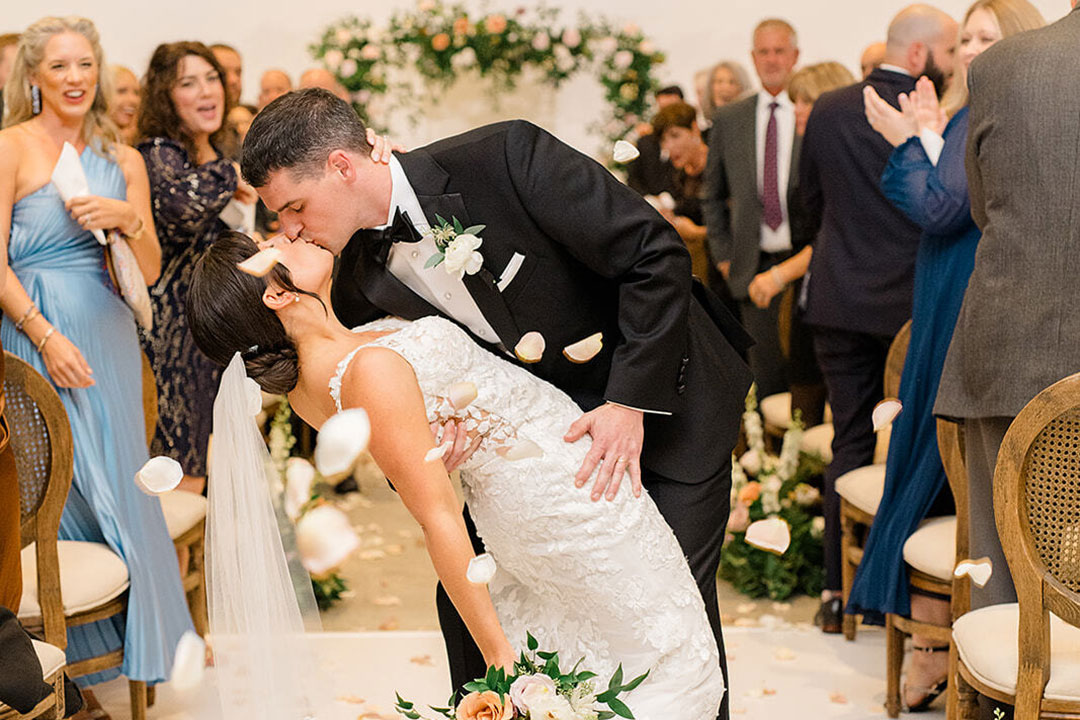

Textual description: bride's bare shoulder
[339,345,418,410]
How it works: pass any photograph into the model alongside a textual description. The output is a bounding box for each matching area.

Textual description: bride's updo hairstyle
[187,232,321,394]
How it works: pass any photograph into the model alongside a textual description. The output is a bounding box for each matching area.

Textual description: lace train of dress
[330,316,724,718]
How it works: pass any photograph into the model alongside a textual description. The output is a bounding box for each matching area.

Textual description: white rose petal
[745,517,792,555]
[656,191,676,210]
[612,140,639,163]
[170,630,206,691]
[447,381,478,409]
[954,556,993,588]
[514,331,546,363]
[466,552,497,583]
[296,504,361,575]
[314,408,371,478]
[135,456,183,495]
[872,398,903,432]
[284,457,317,521]
[424,443,450,463]
[237,247,282,277]
[739,448,762,476]
[563,332,603,363]
[496,439,544,461]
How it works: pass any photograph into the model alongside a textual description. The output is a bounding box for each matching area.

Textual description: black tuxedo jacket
[799,69,921,336]
[332,120,752,482]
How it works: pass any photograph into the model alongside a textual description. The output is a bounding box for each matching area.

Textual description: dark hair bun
[244,344,299,395]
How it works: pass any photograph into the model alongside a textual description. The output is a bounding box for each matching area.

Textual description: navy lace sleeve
[880,108,973,238]
[138,137,236,239]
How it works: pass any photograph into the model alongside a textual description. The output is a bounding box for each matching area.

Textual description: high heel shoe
[902,644,949,712]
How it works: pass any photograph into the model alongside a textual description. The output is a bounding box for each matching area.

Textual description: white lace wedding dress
[330,316,724,718]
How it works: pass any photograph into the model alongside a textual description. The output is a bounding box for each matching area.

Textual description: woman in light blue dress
[0,16,192,701]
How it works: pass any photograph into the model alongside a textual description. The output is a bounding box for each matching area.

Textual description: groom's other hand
[430,419,482,473]
[565,403,644,502]
[365,128,406,165]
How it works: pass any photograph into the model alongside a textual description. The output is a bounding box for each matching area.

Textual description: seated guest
[625,85,683,197]
[652,101,710,278]
[699,60,753,131]
[854,0,1044,710]
[860,41,887,79]
[257,68,291,110]
[299,67,349,102]
[107,65,140,145]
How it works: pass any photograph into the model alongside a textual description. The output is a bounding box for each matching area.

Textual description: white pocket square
[496,253,526,292]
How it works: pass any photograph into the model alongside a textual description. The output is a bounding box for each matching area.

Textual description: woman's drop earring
[293,295,301,303]
[31,85,42,115]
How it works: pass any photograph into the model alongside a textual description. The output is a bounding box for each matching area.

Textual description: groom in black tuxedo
[242,89,751,718]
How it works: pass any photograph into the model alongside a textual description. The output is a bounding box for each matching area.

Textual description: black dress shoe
[333,476,359,494]
[817,597,843,634]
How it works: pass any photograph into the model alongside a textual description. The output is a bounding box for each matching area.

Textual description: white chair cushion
[801,423,834,464]
[19,540,129,618]
[835,464,886,516]
[902,516,957,581]
[159,490,208,540]
[954,604,1080,702]
[32,640,66,678]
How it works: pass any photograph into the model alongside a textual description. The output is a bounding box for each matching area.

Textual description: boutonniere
[424,214,486,279]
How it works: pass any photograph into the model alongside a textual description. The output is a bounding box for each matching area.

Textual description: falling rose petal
[745,517,792,555]
[295,505,361,576]
[135,456,183,495]
[410,654,434,666]
[424,443,450,463]
[314,408,371,478]
[358,549,387,561]
[237,247,282,276]
[613,140,640,163]
[954,556,994,588]
[284,457,316,521]
[496,439,544,461]
[872,398,903,432]
[170,630,206,691]
[447,381,478,409]
[656,191,676,210]
[762,688,777,697]
[563,332,603,364]
[514,331,546,364]
[466,552,497,584]
[372,595,402,606]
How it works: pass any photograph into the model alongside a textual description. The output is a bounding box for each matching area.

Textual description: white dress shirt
[383,156,499,342]
[755,90,796,253]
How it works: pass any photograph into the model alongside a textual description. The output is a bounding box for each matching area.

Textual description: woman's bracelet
[769,266,787,292]
[36,327,55,354]
[14,304,39,332]
[125,215,146,242]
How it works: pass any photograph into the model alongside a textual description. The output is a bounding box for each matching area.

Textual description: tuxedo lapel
[337,232,440,320]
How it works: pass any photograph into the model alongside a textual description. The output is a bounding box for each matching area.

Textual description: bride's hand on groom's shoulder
[565,403,644,502]
[365,128,406,165]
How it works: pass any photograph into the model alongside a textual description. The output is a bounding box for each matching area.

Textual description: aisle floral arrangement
[310,1,666,150]
[719,388,827,601]
[396,633,648,719]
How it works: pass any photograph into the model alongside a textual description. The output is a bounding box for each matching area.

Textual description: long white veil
[206,354,324,718]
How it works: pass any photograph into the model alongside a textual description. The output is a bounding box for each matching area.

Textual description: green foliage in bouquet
[719,387,827,601]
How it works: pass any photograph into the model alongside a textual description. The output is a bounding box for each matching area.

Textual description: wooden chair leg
[947,641,959,720]
[146,684,156,708]
[840,505,858,641]
[885,613,905,718]
[129,679,147,720]
[955,669,979,720]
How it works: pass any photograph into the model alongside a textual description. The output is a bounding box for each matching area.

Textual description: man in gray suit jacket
[703,18,800,399]
[935,0,1080,609]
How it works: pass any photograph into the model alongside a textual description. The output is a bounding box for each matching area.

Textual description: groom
[242,89,751,718]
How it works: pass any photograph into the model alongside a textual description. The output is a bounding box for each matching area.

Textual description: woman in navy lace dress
[136,41,249,493]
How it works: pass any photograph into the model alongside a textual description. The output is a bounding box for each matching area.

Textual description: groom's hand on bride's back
[565,403,644,502]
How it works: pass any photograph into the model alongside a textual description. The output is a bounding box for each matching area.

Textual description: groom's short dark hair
[241,88,373,187]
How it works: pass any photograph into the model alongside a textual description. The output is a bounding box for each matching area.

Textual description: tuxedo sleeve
[703,115,734,263]
[798,105,825,240]
[503,121,691,414]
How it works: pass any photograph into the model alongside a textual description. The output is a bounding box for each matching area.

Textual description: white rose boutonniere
[424,214,486,279]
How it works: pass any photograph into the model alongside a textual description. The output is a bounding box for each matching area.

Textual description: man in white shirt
[703,18,801,398]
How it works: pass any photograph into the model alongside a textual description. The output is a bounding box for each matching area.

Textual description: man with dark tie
[703,18,801,399]
[798,4,957,632]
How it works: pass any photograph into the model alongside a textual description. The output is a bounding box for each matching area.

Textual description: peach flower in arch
[432,33,451,51]
[453,17,471,36]
[485,14,508,34]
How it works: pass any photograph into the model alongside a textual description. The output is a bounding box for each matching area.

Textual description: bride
[187,231,725,718]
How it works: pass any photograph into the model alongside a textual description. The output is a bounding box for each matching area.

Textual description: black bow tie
[355,208,424,265]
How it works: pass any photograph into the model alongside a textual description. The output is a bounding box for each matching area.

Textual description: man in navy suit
[798,3,957,633]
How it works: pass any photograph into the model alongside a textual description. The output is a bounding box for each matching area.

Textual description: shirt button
[478,329,486,337]
[444,292,453,300]
[411,250,420,259]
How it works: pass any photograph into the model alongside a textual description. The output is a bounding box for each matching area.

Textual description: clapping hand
[910,76,947,136]
[565,402,644,501]
[863,86,917,147]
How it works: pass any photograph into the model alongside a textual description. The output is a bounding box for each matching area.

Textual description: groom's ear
[327,149,358,182]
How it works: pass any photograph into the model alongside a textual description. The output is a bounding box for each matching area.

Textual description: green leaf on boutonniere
[452,217,465,234]
[462,224,486,235]
[607,697,634,719]
[424,253,444,269]
[434,213,449,227]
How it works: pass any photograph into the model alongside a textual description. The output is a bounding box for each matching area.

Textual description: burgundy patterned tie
[762,101,783,231]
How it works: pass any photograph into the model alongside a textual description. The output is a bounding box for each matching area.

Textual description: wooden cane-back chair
[1,352,70,719]
[953,373,1080,719]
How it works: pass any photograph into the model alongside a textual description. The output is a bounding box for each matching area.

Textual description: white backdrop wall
[8,0,1069,153]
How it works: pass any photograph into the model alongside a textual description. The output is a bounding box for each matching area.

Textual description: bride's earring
[31,85,42,115]
[293,294,301,303]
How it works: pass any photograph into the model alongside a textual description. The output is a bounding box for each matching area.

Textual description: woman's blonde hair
[700,61,752,122]
[787,62,856,105]
[2,16,118,153]
[941,0,1045,115]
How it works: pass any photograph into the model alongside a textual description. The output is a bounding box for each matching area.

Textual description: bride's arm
[340,346,515,669]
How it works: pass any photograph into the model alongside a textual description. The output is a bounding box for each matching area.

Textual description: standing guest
[107,65,140,145]
[860,41,888,79]
[700,61,753,128]
[257,68,291,110]
[625,85,683,197]
[936,0,1080,609]
[856,1,1044,709]
[703,18,801,399]
[0,33,19,120]
[0,15,191,709]
[137,41,251,496]
[799,3,957,634]
[299,67,349,102]
[652,101,710,278]
[210,43,242,106]
[742,61,856,429]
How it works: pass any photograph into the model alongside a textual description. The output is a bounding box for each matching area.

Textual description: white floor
[94,625,944,719]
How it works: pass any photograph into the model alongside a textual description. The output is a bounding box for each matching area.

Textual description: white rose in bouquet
[442,233,484,278]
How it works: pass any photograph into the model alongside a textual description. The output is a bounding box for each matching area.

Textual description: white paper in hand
[51,142,106,245]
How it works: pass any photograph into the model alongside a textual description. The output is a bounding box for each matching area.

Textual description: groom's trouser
[436,460,733,720]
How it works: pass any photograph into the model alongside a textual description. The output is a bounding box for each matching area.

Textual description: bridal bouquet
[395,633,648,719]
[719,387,827,600]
